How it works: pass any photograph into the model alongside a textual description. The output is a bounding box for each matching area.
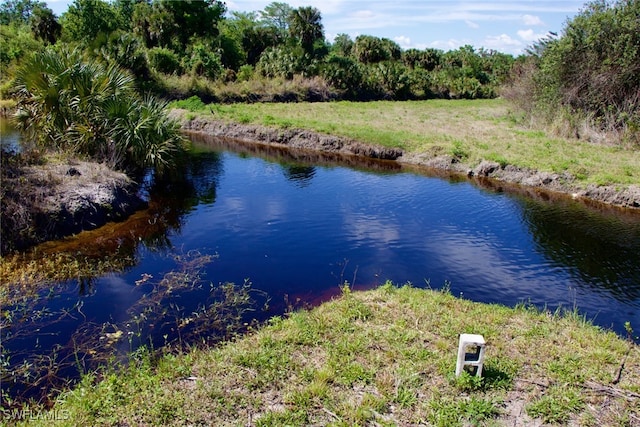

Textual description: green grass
[14,283,640,426]
[172,99,640,187]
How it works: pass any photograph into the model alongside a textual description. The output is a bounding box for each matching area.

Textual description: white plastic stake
[455,333,486,377]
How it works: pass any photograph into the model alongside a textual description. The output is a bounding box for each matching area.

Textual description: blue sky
[45,0,586,55]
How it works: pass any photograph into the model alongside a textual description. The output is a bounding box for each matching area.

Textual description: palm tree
[288,6,323,55]
[14,47,186,173]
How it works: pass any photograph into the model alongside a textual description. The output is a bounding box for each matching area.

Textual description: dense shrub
[506,0,639,144]
[98,31,150,80]
[0,22,44,68]
[320,54,364,96]
[403,48,441,71]
[370,61,411,99]
[353,35,398,64]
[148,47,182,75]
[236,64,254,82]
[256,46,309,79]
[553,1,638,132]
[13,48,186,173]
[185,43,225,80]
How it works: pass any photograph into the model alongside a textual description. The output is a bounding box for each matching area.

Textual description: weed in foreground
[526,385,584,424]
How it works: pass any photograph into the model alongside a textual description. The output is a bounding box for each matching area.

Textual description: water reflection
[187,132,405,174]
[521,195,640,302]
[0,117,21,153]
[282,164,316,187]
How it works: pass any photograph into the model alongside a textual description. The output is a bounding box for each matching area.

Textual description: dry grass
[158,74,338,103]
[17,284,640,426]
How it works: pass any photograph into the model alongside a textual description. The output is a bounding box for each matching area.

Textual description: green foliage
[0,0,515,103]
[13,47,186,173]
[428,396,501,426]
[185,42,224,80]
[220,11,278,67]
[450,140,469,160]
[147,47,182,75]
[257,46,306,79]
[353,35,393,64]
[217,32,245,71]
[320,54,363,95]
[332,33,353,57]
[129,0,225,53]
[403,47,442,71]
[288,6,323,55]
[451,370,484,391]
[236,64,254,81]
[259,1,292,41]
[0,0,45,24]
[508,0,640,142]
[171,95,207,112]
[370,61,411,99]
[60,0,121,43]
[98,31,149,79]
[526,385,584,423]
[0,21,44,68]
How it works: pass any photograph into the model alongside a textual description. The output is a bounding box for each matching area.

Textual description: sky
[44,0,587,55]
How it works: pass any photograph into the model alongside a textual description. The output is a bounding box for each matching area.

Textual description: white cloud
[465,20,480,29]
[351,10,376,20]
[394,35,412,48]
[483,34,523,54]
[430,39,470,51]
[522,14,545,26]
[517,28,547,42]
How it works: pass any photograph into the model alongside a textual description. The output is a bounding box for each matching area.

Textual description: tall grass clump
[13,47,187,174]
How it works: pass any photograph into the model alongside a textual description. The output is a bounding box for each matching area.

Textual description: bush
[236,64,254,82]
[256,46,308,79]
[371,61,411,99]
[148,47,182,75]
[320,54,364,96]
[172,95,207,112]
[14,47,186,174]
[186,43,224,80]
[510,0,640,142]
[353,35,391,64]
[99,31,150,80]
[0,22,44,68]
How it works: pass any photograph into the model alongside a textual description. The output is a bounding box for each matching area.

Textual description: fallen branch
[611,343,632,384]
[584,381,640,401]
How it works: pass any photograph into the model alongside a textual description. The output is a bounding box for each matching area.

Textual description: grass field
[176,98,640,187]
[15,283,639,426]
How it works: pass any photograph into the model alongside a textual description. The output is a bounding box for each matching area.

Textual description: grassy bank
[176,98,640,188]
[12,284,639,426]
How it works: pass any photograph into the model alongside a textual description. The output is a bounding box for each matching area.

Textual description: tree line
[1,0,637,144]
[1,0,515,102]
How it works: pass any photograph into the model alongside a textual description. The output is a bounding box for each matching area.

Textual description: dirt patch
[174,110,640,210]
[0,158,146,254]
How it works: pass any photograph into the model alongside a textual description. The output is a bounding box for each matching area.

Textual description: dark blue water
[2,131,640,405]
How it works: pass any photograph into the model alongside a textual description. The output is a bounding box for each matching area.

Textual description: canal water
[2,126,640,405]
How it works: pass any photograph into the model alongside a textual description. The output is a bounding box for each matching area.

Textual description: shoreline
[0,158,147,255]
[17,284,639,426]
[174,109,640,211]
[2,104,637,255]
